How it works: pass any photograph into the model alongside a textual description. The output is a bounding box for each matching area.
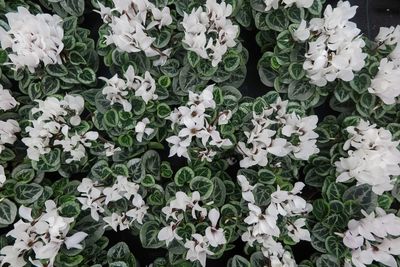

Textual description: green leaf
[91,160,112,180]
[229,255,251,267]
[288,81,315,101]
[14,183,44,205]
[69,51,86,65]
[60,0,85,16]
[104,109,119,127]
[326,183,347,201]
[189,176,214,200]
[142,174,156,187]
[11,164,35,183]
[325,236,346,258]
[349,73,371,94]
[174,166,195,186]
[32,148,61,172]
[46,64,68,77]
[0,49,8,64]
[140,221,164,249]
[0,147,15,161]
[312,199,330,220]
[56,254,84,267]
[343,184,378,214]
[156,103,171,118]
[188,51,200,67]
[0,199,17,225]
[265,9,289,32]
[107,242,130,262]
[59,200,80,218]
[142,150,160,177]
[77,68,96,85]
[316,254,340,267]
[257,169,276,184]
[223,52,241,72]
[288,62,305,80]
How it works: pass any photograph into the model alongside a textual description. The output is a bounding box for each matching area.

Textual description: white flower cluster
[100,65,158,112]
[0,7,63,72]
[77,176,148,230]
[166,85,232,162]
[98,0,172,66]
[375,25,400,61]
[158,191,227,267]
[238,175,312,265]
[368,58,400,105]
[298,1,367,86]
[335,120,400,195]
[343,208,400,267]
[263,0,313,12]
[0,85,20,155]
[22,95,98,162]
[366,27,400,105]
[237,97,319,168]
[182,0,239,67]
[0,200,87,267]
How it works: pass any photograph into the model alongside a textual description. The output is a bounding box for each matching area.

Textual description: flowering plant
[0,0,399,267]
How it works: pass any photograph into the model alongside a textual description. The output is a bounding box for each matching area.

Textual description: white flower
[375,25,400,61]
[100,0,172,66]
[0,200,87,267]
[103,213,130,231]
[303,1,366,86]
[292,20,310,42]
[237,175,255,203]
[287,218,311,242]
[205,209,226,247]
[0,165,6,187]
[0,119,20,154]
[343,208,400,267]
[182,0,238,66]
[264,0,313,11]
[184,234,214,267]
[166,135,191,159]
[0,7,64,72]
[158,222,183,246]
[244,203,280,237]
[0,84,18,111]
[368,58,400,105]
[104,142,121,157]
[335,120,400,195]
[135,117,154,142]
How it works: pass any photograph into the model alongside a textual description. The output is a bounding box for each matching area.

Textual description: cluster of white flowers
[0,7,63,72]
[158,191,227,267]
[166,85,233,162]
[369,26,400,105]
[335,120,400,195]
[238,175,312,265]
[0,85,20,155]
[100,65,158,112]
[98,0,172,66]
[0,200,87,267]
[368,58,400,105]
[297,1,367,86]
[342,208,400,267]
[237,97,319,168]
[182,0,239,67]
[22,95,98,162]
[375,25,400,61]
[77,176,148,230]
[263,0,313,12]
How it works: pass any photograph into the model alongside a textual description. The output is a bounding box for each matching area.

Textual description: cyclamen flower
[22,95,97,162]
[0,119,20,154]
[184,234,214,267]
[0,165,5,187]
[0,7,64,72]
[0,85,18,111]
[375,25,400,61]
[166,85,233,161]
[264,0,314,12]
[368,58,400,105]
[343,208,400,267]
[237,97,319,168]
[135,117,154,142]
[335,120,400,195]
[205,209,226,247]
[182,0,239,66]
[100,66,158,112]
[302,1,367,86]
[99,0,172,66]
[0,201,87,267]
